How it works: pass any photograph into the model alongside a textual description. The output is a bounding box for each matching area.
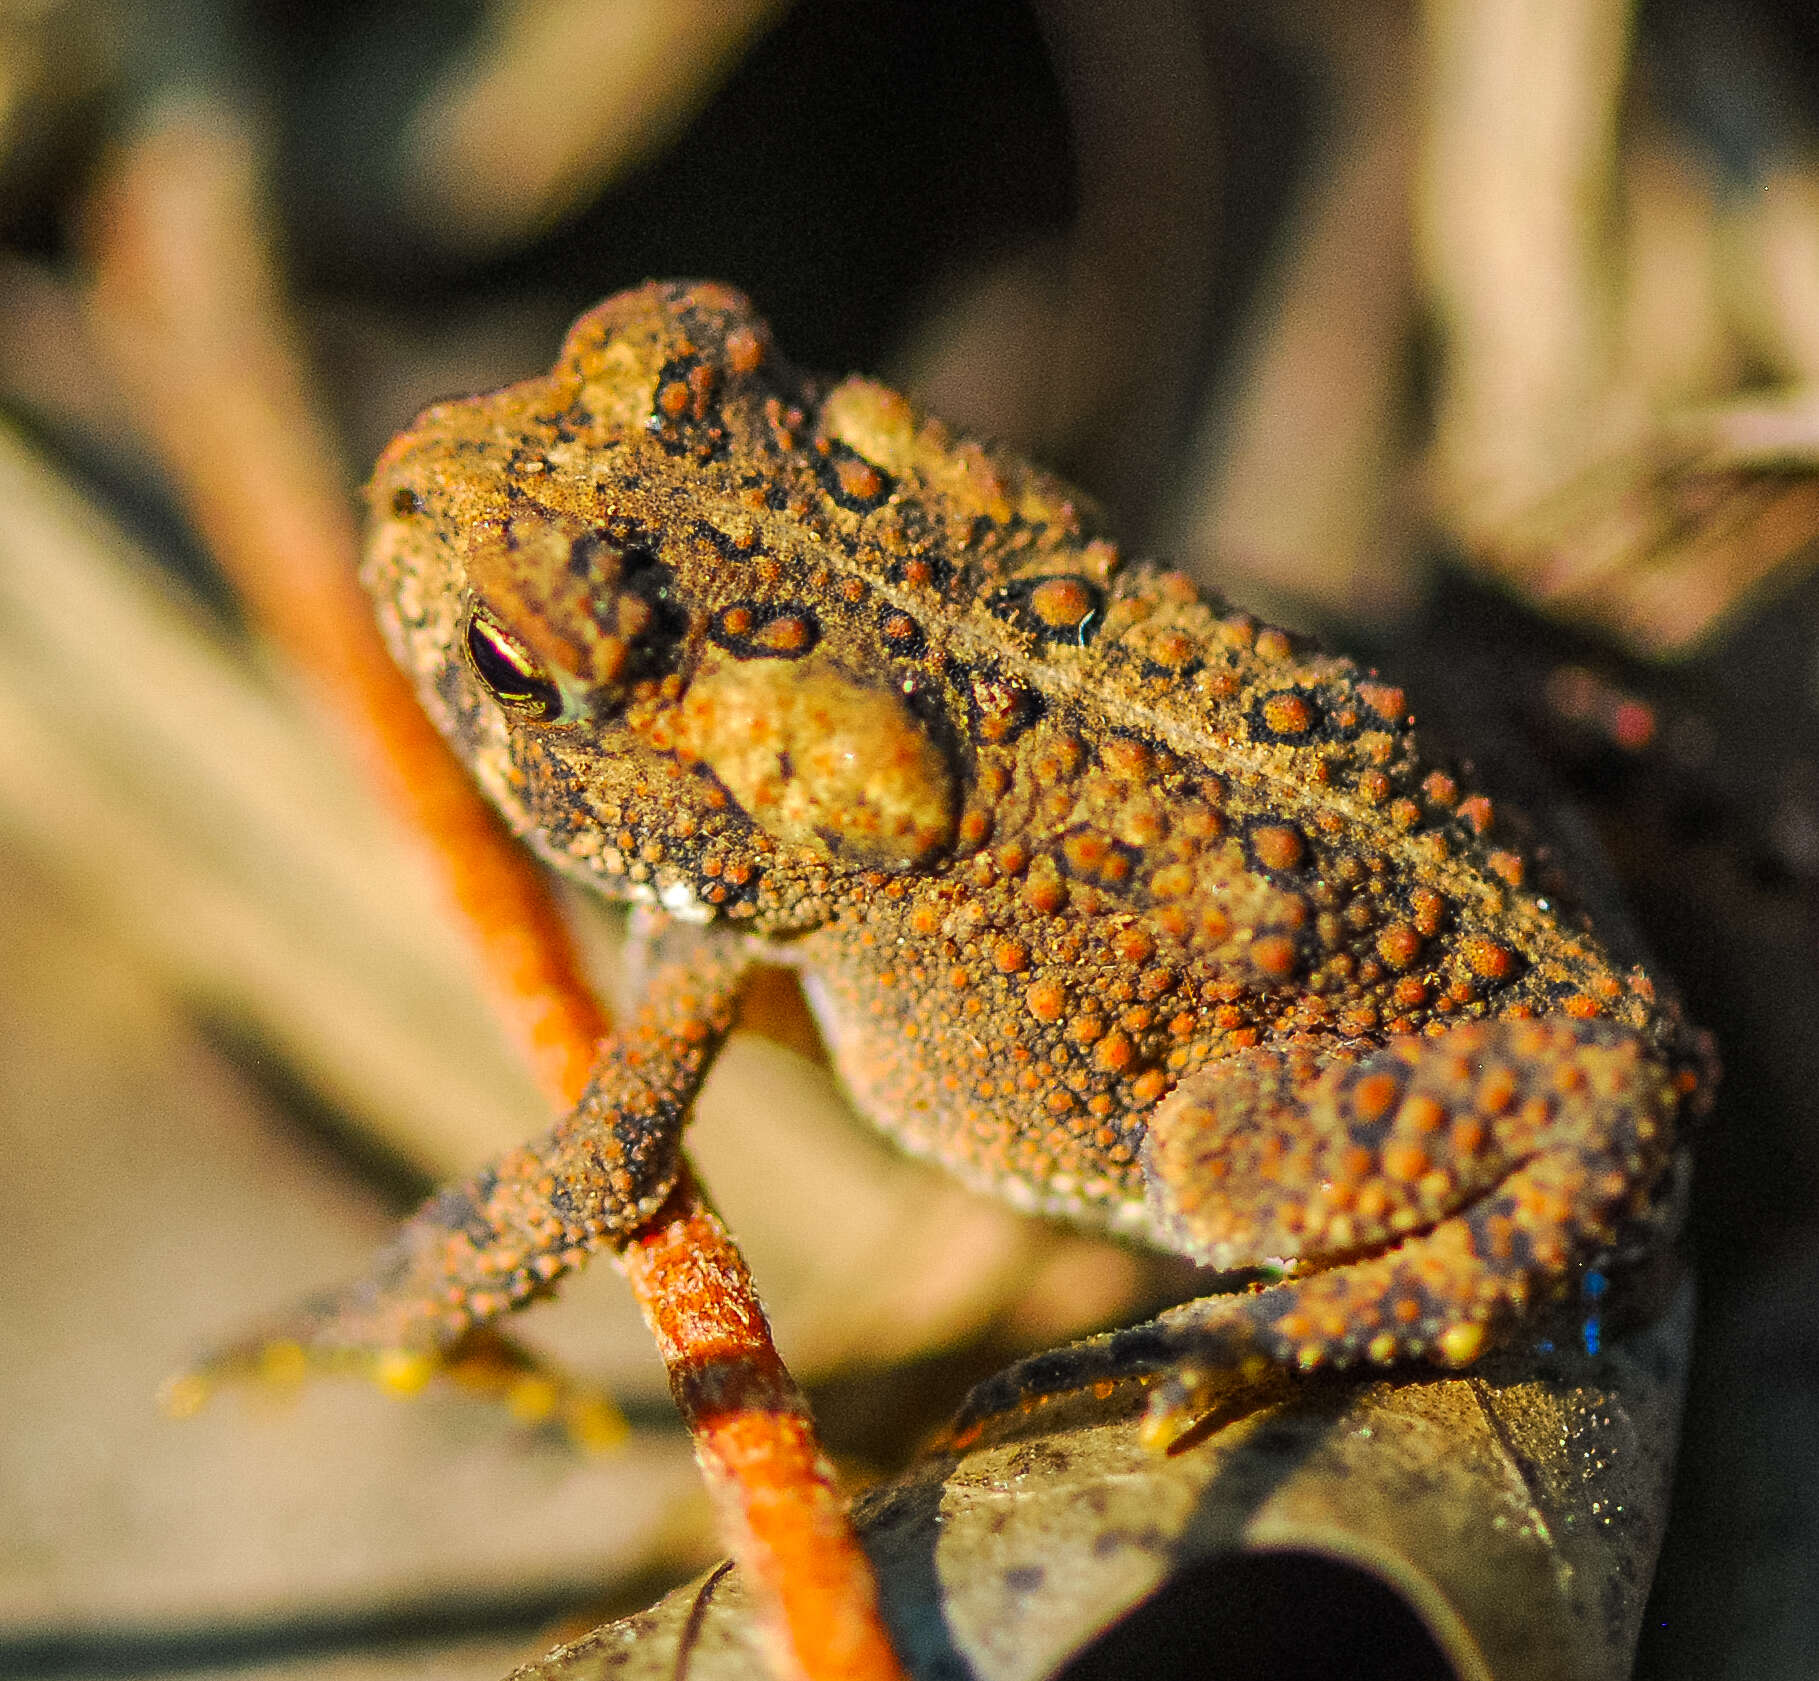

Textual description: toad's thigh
[1142,1018,1674,1273]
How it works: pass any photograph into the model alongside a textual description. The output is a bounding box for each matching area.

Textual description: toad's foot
[172,933,748,1433]
[951,1017,1682,1449]
[162,1324,632,1453]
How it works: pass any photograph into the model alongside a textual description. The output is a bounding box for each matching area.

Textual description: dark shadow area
[1054,1550,1458,1681]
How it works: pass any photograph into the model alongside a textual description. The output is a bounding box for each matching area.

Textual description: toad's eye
[464,607,564,722]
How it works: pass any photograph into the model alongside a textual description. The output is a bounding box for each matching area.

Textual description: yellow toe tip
[256,1341,309,1387]
[159,1373,212,1419]
[374,1349,437,1397]
[1439,1322,1487,1366]
[505,1374,561,1425]
[565,1395,630,1455]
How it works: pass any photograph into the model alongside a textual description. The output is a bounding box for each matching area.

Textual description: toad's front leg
[961,1017,1682,1444]
[197,924,749,1379]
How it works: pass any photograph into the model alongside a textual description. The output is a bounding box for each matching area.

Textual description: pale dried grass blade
[900,0,1218,525]
[1163,11,1418,626]
[1615,135,1735,410]
[399,0,792,252]
[1726,162,1819,384]
[1419,0,1635,539]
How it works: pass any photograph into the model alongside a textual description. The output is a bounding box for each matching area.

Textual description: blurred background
[3,1,1819,1677]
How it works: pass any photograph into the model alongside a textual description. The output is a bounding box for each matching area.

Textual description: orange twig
[83,99,905,1681]
[624,1170,908,1681]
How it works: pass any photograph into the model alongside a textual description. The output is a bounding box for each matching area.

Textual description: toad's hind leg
[958,1018,1681,1443]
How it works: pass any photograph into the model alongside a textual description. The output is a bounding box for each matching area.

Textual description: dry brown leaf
[516,1272,1692,1681]
[1419,6,1819,656]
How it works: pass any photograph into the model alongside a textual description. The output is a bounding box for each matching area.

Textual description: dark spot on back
[989,575,1105,646]
[814,437,894,512]
[877,605,927,656]
[692,519,759,564]
[648,352,729,460]
[1247,686,1373,746]
[959,659,1045,743]
[615,545,690,684]
[709,601,821,659]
